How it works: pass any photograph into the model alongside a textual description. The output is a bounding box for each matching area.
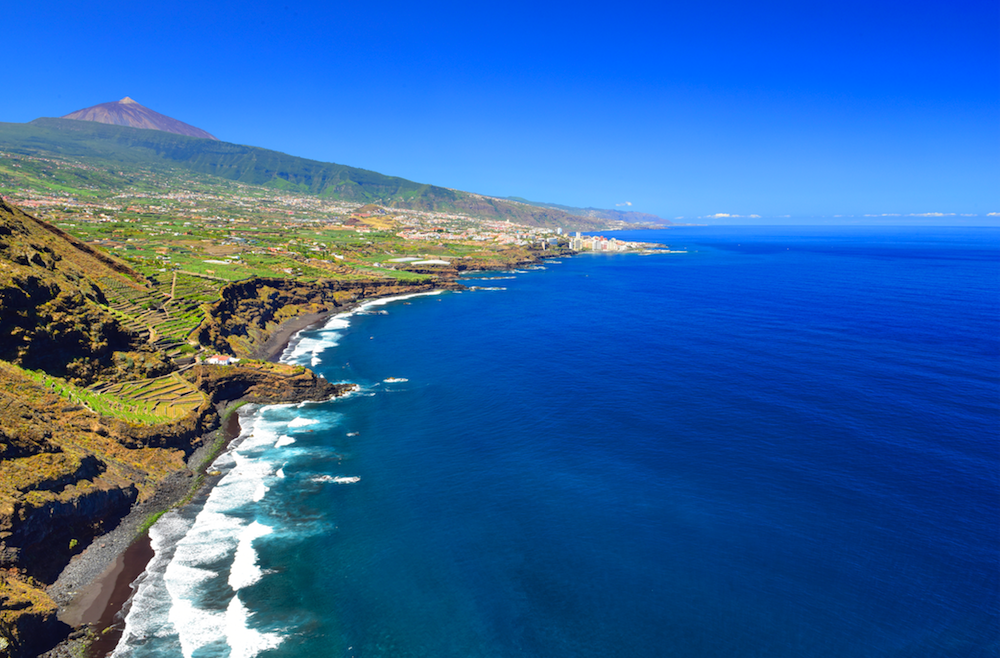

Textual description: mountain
[62,97,218,141]
[0,117,664,230]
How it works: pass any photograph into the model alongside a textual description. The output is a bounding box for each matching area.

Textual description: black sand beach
[41,306,353,657]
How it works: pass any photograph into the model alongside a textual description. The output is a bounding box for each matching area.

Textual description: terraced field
[98,277,169,344]
[99,271,225,364]
[153,271,225,345]
[92,372,206,420]
[9,365,206,425]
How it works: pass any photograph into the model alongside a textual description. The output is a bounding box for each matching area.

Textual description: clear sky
[4,0,998,222]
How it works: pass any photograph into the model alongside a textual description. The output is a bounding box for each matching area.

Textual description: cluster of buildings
[568,233,645,252]
[396,216,558,246]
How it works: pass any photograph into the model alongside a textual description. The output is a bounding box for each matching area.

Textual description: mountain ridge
[1,116,666,230]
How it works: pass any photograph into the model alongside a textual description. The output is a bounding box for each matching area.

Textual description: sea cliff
[0,359,351,658]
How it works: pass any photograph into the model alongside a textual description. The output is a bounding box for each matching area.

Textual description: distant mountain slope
[0,118,641,230]
[506,197,671,226]
[62,97,218,141]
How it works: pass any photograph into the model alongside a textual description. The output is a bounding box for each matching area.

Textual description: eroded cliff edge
[0,361,347,657]
[196,276,464,359]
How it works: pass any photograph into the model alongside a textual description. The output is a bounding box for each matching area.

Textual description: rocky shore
[30,284,455,657]
[38,402,259,658]
[32,374,339,657]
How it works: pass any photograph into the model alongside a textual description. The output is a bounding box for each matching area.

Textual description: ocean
[111,226,999,658]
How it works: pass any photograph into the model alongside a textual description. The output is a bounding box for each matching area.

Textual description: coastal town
[0,149,669,285]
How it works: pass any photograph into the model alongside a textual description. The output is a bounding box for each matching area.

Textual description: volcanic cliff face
[0,199,153,384]
[61,97,218,141]
[196,277,460,357]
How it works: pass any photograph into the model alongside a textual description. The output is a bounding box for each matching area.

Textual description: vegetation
[0,118,654,229]
[14,365,203,425]
[135,510,166,538]
[0,118,589,658]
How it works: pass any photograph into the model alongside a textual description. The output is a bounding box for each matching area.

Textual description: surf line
[108,290,446,656]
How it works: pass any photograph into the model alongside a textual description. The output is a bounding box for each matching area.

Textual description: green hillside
[0,118,634,230]
[3,118,446,201]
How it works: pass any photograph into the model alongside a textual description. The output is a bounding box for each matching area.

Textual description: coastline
[42,407,245,658]
[41,287,452,657]
[254,310,332,364]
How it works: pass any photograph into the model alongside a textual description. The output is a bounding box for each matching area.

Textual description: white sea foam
[116,298,387,655]
[354,290,442,312]
[226,595,283,658]
[229,521,273,591]
[170,597,227,658]
[280,291,443,368]
[112,511,192,656]
[321,313,352,331]
[151,407,291,657]
[282,334,327,366]
[312,475,361,484]
[222,456,275,511]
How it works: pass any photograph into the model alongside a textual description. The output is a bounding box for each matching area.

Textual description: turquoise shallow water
[114,226,999,657]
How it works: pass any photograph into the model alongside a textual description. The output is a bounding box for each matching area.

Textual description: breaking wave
[111,291,441,656]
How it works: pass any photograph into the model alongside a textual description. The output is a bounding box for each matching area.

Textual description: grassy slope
[0,118,615,230]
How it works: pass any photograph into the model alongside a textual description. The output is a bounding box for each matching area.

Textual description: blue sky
[5,0,998,222]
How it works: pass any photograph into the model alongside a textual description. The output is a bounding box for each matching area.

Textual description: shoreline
[257,288,451,365]
[42,287,453,657]
[255,310,332,363]
[43,407,246,658]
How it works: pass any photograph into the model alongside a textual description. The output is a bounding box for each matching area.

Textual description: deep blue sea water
[113,226,1000,658]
